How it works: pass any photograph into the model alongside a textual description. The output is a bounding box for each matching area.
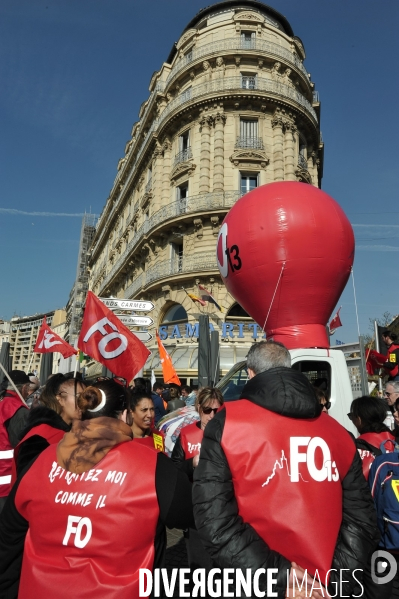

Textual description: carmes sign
[159,321,266,340]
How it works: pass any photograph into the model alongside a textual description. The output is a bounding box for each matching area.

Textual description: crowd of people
[0,339,398,598]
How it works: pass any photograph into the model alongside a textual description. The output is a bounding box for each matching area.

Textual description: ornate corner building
[88,0,323,384]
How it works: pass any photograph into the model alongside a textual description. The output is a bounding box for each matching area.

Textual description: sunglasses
[202,407,219,415]
[321,402,331,410]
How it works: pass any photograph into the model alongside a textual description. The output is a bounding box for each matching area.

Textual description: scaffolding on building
[66,213,97,347]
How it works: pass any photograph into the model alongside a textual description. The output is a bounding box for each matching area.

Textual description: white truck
[216,345,370,436]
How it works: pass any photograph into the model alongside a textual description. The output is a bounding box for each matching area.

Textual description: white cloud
[0,209,84,217]
[357,245,399,252]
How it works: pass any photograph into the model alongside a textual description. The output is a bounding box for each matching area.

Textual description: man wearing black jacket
[193,341,380,599]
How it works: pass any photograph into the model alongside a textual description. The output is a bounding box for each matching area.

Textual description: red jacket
[180,422,203,458]
[0,391,28,497]
[15,441,159,599]
[222,400,355,582]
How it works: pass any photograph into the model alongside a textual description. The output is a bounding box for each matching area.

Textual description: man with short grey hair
[193,340,379,598]
[384,380,399,407]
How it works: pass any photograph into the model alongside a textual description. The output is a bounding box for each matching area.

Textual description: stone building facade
[88,0,323,384]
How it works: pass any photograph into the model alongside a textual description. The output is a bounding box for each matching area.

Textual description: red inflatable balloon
[217,182,354,349]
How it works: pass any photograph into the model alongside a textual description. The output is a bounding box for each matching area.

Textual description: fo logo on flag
[78,292,151,382]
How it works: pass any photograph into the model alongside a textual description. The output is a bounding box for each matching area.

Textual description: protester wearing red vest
[0,380,193,599]
[13,374,85,479]
[0,371,30,512]
[172,387,224,572]
[130,392,166,452]
[382,330,399,381]
[193,341,380,598]
[172,387,224,480]
[348,395,395,480]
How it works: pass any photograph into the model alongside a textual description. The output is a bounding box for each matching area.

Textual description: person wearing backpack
[368,425,399,598]
[348,396,395,480]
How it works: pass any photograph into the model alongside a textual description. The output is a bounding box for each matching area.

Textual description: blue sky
[0,0,398,344]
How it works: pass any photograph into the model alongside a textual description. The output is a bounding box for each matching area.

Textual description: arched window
[161,303,188,324]
[225,303,250,320]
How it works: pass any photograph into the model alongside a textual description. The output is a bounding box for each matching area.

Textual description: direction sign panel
[131,331,153,342]
[117,316,154,327]
[99,298,155,312]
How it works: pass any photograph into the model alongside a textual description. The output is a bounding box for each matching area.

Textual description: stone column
[284,124,297,181]
[161,139,172,205]
[199,115,213,193]
[213,112,226,192]
[271,113,284,181]
[152,143,163,212]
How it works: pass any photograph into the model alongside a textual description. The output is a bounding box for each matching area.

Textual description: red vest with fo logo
[0,391,28,497]
[180,422,203,458]
[222,400,355,582]
[15,441,159,599]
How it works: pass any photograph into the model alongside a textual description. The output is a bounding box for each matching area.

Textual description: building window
[180,87,192,103]
[176,182,189,212]
[241,74,257,90]
[240,172,259,195]
[162,303,188,324]
[241,31,256,49]
[298,140,308,169]
[185,49,193,63]
[171,242,184,273]
[237,119,263,149]
[174,131,192,165]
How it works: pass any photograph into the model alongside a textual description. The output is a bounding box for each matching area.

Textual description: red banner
[78,292,151,382]
[34,317,76,358]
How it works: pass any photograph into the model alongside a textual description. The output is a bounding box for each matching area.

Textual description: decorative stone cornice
[214,112,227,126]
[233,11,264,24]
[170,161,196,185]
[229,149,269,169]
[210,216,220,236]
[176,28,197,50]
[199,114,214,129]
[193,218,203,239]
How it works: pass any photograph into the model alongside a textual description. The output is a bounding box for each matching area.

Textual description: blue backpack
[369,440,399,550]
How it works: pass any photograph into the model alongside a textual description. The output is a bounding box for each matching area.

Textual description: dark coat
[193,367,380,599]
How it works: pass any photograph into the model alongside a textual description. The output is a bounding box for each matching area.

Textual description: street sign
[131,331,153,342]
[99,298,155,312]
[117,315,154,327]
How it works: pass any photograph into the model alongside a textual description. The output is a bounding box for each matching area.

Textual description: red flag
[329,308,342,334]
[156,331,181,386]
[365,349,386,375]
[78,291,151,382]
[34,317,76,358]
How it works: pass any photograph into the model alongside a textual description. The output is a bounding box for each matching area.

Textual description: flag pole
[26,353,34,373]
[73,353,79,377]
[0,363,28,406]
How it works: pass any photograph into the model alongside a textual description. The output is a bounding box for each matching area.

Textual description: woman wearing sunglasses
[348,395,395,480]
[171,387,223,570]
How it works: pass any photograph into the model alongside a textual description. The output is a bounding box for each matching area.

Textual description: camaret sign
[87,0,323,382]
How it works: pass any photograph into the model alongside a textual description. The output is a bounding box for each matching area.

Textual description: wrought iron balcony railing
[94,76,317,256]
[235,137,264,149]
[98,190,240,294]
[124,252,217,298]
[165,37,309,85]
[173,147,193,166]
[298,154,308,169]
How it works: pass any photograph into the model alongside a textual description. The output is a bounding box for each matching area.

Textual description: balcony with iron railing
[98,190,240,294]
[298,154,308,169]
[235,137,264,150]
[124,252,217,298]
[165,37,309,87]
[173,147,193,166]
[93,75,317,259]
